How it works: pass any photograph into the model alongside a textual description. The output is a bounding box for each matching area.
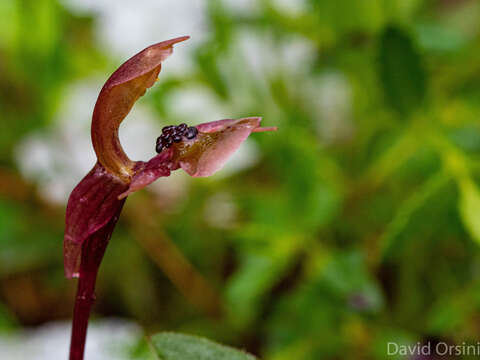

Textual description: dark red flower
[64,36,275,360]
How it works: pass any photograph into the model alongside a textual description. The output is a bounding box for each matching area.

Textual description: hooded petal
[173,117,276,177]
[64,38,189,277]
[91,36,189,181]
[64,162,128,278]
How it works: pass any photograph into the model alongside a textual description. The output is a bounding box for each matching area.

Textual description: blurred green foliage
[150,332,256,360]
[2,0,480,359]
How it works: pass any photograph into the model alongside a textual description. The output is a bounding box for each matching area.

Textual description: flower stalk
[69,199,125,360]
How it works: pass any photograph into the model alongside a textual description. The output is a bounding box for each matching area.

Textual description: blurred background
[1,0,480,359]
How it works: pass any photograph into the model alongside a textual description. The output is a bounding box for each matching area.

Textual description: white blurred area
[0,319,141,360]
[60,0,208,73]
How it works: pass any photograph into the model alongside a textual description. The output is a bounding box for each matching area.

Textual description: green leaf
[0,302,16,333]
[459,178,480,245]
[415,23,467,53]
[378,26,427,116]
[310,0,385,34]
[225,255,286,329]
[381,172,449,258]
[150,333,256,360]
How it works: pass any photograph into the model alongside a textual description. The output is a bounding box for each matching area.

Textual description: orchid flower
[64,36,276,360]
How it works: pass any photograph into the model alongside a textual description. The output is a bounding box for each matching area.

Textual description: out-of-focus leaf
[415,23,467,53]
[101,235,162,324]
[0,302,16,333]
[225,254,286,329]
[310,0,385,34]
[0,0,19,51]
[321,251,384,312]
[427,280,480,335]
[0,199,61,275]
[20,0,59,57]
[378,26,427,116]
[361,127,419,189]
[427,293,472,334]
[265,251,383,358]
[449,125,480,154]
[381,172,449,258]
[386,0,424,21]
[150,333,256,360]
[371,329,416,360]
[458,178,480,245]
[195,45,230,99]
[129,337,158,360]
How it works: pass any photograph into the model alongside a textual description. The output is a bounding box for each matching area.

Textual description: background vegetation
[1,0,480,359]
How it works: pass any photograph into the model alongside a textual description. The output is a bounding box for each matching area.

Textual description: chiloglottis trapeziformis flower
[65,35,276,360]
[64,36,276,279]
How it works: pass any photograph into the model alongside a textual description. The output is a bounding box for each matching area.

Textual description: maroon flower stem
[69,261,98,360]
[69,206,124,360]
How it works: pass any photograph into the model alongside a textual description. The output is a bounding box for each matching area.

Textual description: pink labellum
[117,118,276,199]
[177,117,276,177]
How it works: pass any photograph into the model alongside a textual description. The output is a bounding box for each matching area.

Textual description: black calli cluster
[156,123,198,153]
